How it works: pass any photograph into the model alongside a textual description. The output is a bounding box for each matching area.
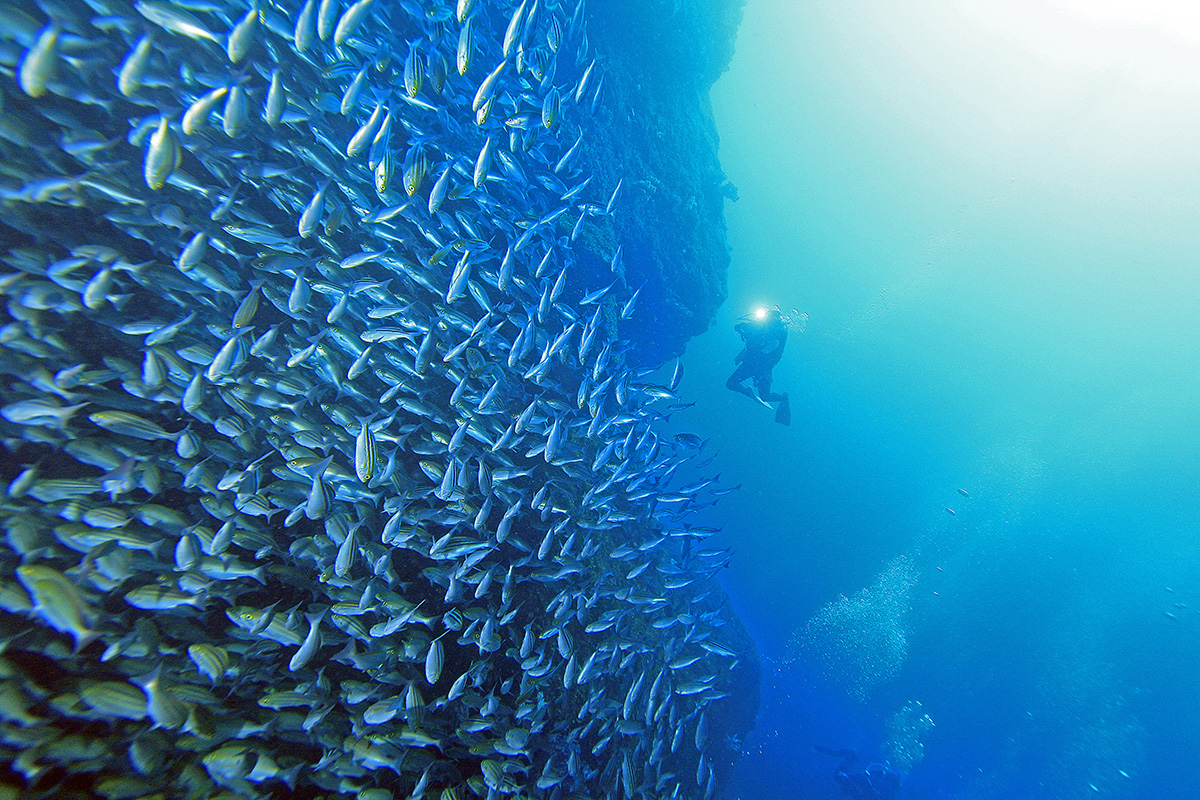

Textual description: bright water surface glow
[676,1,1200,798]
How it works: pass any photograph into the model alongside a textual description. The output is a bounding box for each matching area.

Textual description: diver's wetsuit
[727,316,787,404]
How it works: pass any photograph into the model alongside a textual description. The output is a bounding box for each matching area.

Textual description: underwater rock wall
[579,0,744,367]
[0,0,754,798]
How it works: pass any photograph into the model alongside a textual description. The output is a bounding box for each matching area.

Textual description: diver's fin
[774,394,791,426]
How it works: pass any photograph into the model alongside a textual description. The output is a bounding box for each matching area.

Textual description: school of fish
[0,0,748,797]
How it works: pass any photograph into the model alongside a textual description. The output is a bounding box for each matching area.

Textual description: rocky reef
[581,0,745,367]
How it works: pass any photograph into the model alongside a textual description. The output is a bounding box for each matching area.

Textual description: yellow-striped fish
[19,25,59,98]
[457,18,473,76]
[354,416,377,483]
[80,681,147,720]
[143,116,180,190]
[16,565,96,651]
[374,149,393,195]
[403,150,428,197]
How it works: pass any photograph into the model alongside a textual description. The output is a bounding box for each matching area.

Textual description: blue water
[672,2,1200,797]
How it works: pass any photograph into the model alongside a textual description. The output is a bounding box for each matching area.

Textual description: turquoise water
[682,1,1200,797]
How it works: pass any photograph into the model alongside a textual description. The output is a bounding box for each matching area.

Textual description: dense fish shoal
[0,0,756,798]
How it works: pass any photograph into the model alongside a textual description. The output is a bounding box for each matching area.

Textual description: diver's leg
[755,372,784,403]
[726,363,758,399]
[756,372,791,425]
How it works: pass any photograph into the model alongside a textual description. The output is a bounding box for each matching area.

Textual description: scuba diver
[814,747,902,800]
[726,306,794,426]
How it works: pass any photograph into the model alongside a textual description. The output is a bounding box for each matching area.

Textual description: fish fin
[303,455,334,479]
[72,629,100,654]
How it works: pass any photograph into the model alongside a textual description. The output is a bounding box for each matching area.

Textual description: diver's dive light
[744,305,808,333]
